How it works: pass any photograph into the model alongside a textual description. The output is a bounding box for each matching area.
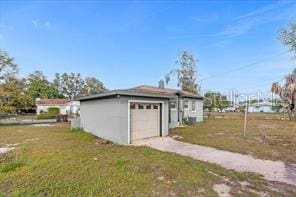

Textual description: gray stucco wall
[80,96,169,144]
[169,98,203,127]
[182,98,203,122]
[80,97,128,144]
[169,98,179,128]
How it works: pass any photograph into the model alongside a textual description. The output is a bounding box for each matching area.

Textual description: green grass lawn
[170,119,296,164]
[0,123,295,196]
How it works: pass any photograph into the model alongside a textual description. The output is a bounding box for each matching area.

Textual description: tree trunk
[287,107,292,121]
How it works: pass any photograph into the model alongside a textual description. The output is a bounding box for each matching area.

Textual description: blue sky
[1,0,296,96]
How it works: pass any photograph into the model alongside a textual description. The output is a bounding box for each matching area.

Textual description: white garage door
[130,103,160,142]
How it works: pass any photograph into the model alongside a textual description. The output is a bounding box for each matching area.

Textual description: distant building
[248,101,283,113]
[35,98,80,115]
[222,106,237,113]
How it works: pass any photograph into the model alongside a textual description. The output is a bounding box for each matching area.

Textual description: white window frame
[170,99,177,110]
[192,101,196,112]
[184,100,190,110]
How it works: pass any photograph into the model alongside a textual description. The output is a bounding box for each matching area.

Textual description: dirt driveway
[133,137,296,187]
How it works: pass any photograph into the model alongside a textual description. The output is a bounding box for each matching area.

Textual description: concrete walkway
[0,119,56,125]
[133,137,296,186]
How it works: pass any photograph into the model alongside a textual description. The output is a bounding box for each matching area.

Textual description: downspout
[168,99,171,123]
[178,95,182,126]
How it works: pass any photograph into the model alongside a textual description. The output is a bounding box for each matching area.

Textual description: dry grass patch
[170,119,296,164]
[0,123,295,195]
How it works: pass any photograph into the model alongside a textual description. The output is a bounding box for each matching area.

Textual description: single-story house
[36,98,80,115]
[75,83,203,144]
[248,101,283,113]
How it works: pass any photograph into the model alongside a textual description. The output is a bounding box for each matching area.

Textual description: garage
[76,85,202,145]
[76,88,172,144]
[130,103,161,142]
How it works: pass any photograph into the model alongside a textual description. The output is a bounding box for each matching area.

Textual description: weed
[1,160,23,173]
[115,157,129,168]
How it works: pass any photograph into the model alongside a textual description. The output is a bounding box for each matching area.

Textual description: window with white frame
[184,100,189,110]
[146,104,152,109]
[192,101,196,111]
[130,104,136,109]
[170,99,177,110]
[138,104,144,109]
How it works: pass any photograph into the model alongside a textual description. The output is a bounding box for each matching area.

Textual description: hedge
[47,107,60,115]
[36,113,57,120]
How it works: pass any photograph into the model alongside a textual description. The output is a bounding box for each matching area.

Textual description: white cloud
[32,20,38,28]
[44,21,51,30]
[166,1,295,42]
[203,39,232,49]
[218,1,296,38]
[31,20,52,30]
[235,1,293,20]
[220,21,253,37]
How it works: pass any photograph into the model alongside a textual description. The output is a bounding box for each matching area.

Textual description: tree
[166,51,199,94]
[272,23,296,120]
[57,73,85,99]
[203,91,230,112]
[26,71,59,101]
[0,50,18,81]
[0,77,31,113]
[83,77,106,96]
[52,73,65,98]
[272,104,283,113]
[271,71,296,120]
[249,99,263,104]
[0,51,31,113]
[53,73,107,99]
[279,23,296,57]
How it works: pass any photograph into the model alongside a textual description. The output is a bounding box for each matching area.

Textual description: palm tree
[272,70,296,120]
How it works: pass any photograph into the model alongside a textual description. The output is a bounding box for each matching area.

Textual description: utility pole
[243,102,248,137]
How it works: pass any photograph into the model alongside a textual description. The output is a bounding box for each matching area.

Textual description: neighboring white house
[75,83,203,144]
[248,101,283,113]
[35,98,80,115]
[222,106,237,113]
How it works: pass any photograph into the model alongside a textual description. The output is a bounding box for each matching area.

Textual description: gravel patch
[213,184,231,197]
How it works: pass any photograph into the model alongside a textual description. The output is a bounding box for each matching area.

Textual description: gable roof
[36,99,71,105]
[76,89,176,101]
[127,85,203,99]
[76,85,203,101]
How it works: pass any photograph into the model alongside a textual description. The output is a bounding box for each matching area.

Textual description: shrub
[182,117,196,125]
[0,113,16,119]
[36,113,57,120]
[47,107,60,115]
[71,128,85,132]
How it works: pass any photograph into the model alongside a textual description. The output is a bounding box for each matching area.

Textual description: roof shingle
[127,85,202,98]
[36,99,71,105]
